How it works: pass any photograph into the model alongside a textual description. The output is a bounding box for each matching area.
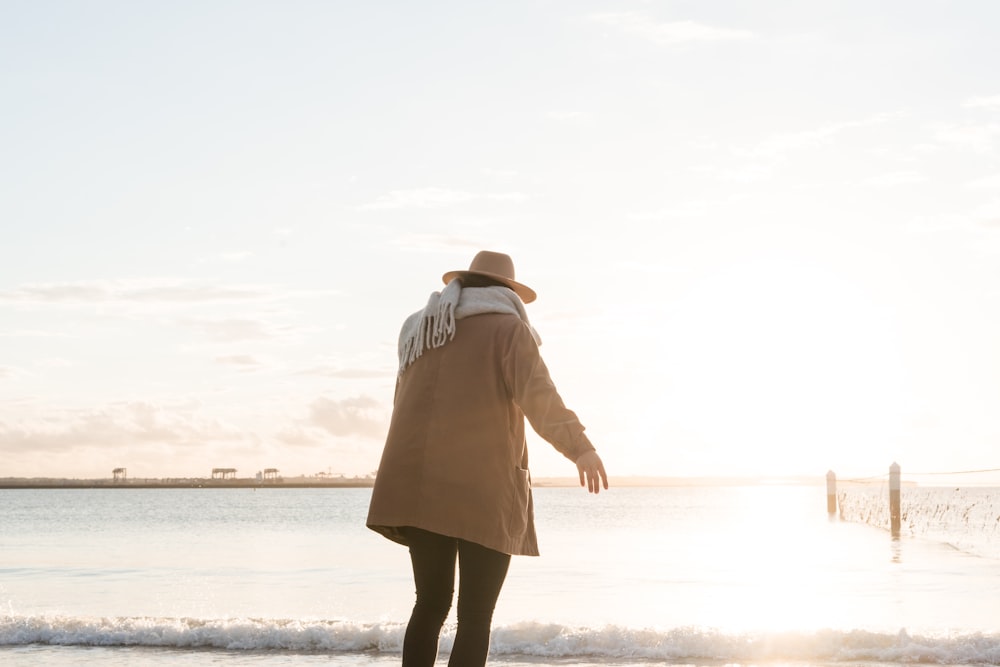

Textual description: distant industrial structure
[4,469,375,489]
[110,467,289,482]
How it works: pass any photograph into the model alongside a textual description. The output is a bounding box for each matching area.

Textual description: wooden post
[889,462,901,537]
[826,470,837,514]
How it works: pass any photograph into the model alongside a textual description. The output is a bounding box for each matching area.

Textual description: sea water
[2,484,1000,666]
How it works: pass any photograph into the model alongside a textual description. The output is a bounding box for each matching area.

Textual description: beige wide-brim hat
[442,250,537,303]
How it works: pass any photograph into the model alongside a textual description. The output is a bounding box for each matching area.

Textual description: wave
[3,615,1000,664]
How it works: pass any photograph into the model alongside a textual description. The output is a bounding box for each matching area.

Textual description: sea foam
[3,614,1000,664]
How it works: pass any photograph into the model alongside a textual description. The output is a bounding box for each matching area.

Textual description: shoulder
[459,312,530,336]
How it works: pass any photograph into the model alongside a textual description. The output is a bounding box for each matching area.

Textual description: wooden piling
[826,470,837,514]
[889,461,901,537]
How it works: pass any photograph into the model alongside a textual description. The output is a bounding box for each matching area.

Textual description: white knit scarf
[397,280,541,375]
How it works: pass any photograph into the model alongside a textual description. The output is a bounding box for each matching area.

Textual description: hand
[575,451,608,494]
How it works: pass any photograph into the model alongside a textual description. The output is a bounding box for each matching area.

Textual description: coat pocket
[507,466,532,540]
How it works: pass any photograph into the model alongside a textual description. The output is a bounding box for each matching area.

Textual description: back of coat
[366,312,594,556]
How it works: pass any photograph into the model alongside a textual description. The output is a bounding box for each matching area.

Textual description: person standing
[367,250,608,666]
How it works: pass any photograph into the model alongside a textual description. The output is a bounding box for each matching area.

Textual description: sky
[2,1,1000,483]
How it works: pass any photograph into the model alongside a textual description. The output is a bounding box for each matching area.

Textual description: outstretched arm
[576,450,608,494]
[506,320,608,490]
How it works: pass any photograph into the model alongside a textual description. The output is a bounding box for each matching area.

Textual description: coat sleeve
[505,321,596,462]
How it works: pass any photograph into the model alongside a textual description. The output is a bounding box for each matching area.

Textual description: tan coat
[366,312,595,556]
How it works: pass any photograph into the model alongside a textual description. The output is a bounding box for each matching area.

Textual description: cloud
[901,212,984,235]
[864,170,927,187]
[691,163,774,183]
[273,426,326,447]
[480,167,520,179]
[0,401,246,455]
[0,329,70,338]
[356,187,527,210]
[930,122,1000,152]
[740,114,894,159]
[0,366,16,379]
[35,358,75,368]
[180,318,280,342]
[963,95,1000,109]
[0,280,274,305]
[965,173,1000,190]
[389,233,483,253]
[629,199,718,221]
[215,354,267,371]
[298,365,390,379]
[973,199,1000,226]
[308,395,386,438]
[588,12,755,45]
[219,251,254,262]
[546,111,593,124]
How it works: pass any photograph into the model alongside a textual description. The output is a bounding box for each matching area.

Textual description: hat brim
[442,270,537,303]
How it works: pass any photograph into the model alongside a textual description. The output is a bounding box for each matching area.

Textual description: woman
[367,250,608,666]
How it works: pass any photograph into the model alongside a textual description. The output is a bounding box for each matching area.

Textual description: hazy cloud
[219,251,254,262]
[629,199,718,221]
[0,366,16,379]
[215,354,267,371]
[0,329,70,338]
[356,187,527,211]
[273,426,325,447]
[298,365,390,379]
[546,111,593,125]
[0,401,246,454]
[180,318,278,342]
[389,233,483,253]
[902,213,979,235]
[692,163,774,183]
[480,168,520,179]
[308,395,385,438]
[740,114,894,159]
[35,358,75,368]
[0,280,274,305]
[864,171,927,187]
[963,95,1000,109]
[966,174,1000,190]
[973,199,1000,226]
[930,122,1000,152]
[588,12,755,45]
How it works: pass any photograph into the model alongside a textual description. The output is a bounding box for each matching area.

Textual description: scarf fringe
[398,280,539,375]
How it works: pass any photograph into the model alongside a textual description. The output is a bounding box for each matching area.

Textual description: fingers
[583,465,606,493]
[578,463,596,493]
[575,452,608,494]
[588,462,607,494]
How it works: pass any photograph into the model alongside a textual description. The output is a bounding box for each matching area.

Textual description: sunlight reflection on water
[504,485,1000,634]
[4,485,1000,637]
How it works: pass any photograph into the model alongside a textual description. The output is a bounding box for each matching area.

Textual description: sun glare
[686,485,866,633]
[662,255,908,473]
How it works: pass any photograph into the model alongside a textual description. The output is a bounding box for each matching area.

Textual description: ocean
[2,483,999,666]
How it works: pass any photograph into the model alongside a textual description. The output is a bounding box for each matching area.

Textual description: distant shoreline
[0,475,832,490]
[0,478,375,489]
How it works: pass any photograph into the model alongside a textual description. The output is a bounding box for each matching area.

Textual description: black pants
[402,527,511,667]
